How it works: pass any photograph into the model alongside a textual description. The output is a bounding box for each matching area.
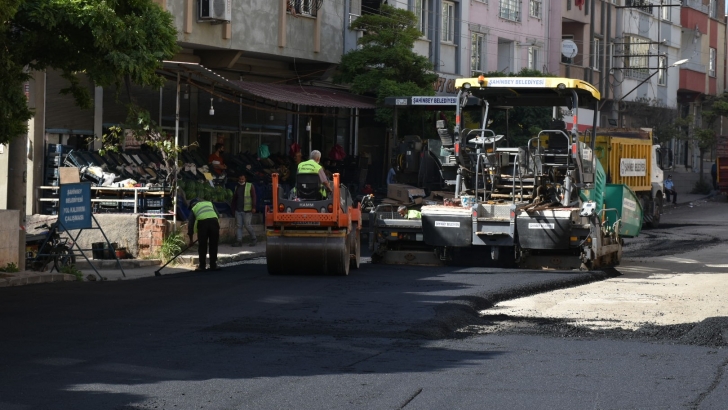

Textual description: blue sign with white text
[59,182,92,231]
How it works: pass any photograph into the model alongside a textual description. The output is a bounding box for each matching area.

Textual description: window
[709,0,717,18]
[288,0,319,17]
[415,0,428,36]
[499,0,520,21]
[624,35,649,78]
[625,0,652,13]
[709,48,716,77]
[529,0,542,18]
[442,1,454,43]
[660,2,670,20]
[527,46,539,70]
[471,33,485,74]
[592,38,603,71]
[657,55,667,85]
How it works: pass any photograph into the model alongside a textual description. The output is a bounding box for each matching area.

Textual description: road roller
[265,172,361,275]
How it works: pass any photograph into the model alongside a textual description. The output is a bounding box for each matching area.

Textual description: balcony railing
[624,68,650,80]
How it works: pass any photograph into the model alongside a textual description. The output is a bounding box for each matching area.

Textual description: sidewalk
[0,237,267,287]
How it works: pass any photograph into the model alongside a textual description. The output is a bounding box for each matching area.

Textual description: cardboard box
[387,184,425,202]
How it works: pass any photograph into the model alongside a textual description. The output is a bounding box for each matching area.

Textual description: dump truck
[587,128,664,228]
[265,173,361,275]
[420,76,641,270]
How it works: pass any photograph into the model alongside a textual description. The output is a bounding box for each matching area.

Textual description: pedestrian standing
[187,198,220,271]
[387,165,398,186]
[664,174,677,205]
[231,174,257,247]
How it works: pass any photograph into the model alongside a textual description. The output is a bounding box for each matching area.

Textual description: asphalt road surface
[1,199,727,409]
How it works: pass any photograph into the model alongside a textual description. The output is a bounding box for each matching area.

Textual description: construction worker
[187,198,220,271]
[397,205,421,219]
[231,174,257,247]
[297,150,332,197]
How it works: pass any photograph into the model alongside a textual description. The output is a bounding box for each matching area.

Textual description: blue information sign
[59,182,92,231]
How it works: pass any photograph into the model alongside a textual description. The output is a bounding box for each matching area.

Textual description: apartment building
[4,0,378,216]
[676,0,726,168]
[390,0,472,95]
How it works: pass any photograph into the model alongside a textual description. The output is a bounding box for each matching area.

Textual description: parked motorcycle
[25,222,76,272]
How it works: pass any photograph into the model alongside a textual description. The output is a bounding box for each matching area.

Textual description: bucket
[460,195,475,208]
[92,242,105,260]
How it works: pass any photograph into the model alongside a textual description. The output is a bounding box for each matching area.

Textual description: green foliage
[157,231,187,265]
[60,264,83,281]
[334,4,438,128]
[626,97,681,143]
[0,262,20,273]
[692,179,714,195]
[1,0,179,144]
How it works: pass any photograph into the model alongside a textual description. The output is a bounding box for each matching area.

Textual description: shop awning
[158,61,376,110]
[233,81,376,109]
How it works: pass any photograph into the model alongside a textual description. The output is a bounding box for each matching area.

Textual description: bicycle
[25,222,76,272]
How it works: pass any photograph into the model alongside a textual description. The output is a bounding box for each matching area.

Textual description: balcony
[682,0,709,13]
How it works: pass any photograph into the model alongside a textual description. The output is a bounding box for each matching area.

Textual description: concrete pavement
[490,193,728,330]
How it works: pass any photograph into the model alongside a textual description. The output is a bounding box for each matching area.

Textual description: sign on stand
[59,182,92,231]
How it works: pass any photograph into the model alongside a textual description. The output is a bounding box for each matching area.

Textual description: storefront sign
[433,76,458,95]
[411,96,458,105]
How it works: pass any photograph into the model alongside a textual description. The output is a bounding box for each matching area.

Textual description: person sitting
[295,150,332,200]
[397,205,421,219]
[664,174,677,204]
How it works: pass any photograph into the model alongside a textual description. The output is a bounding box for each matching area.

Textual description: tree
[695,93,728,184]
[0,0,179,144]
[624,97,681,144]
[334,4,438,131]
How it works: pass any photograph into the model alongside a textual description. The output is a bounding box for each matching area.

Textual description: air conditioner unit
[199,0,231,22]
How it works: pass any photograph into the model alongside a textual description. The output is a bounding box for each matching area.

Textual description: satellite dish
[561,40,578,59]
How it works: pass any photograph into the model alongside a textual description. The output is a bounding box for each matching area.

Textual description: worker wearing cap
[187,198,220,271]
[397,205,421,219]
[664,174,677,205]
[297,150,332,197]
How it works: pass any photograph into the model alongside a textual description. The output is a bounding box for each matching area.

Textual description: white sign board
[561,40,578,59]
[486,78,547,88]
[620,158,647,177]
[411,96,458,105]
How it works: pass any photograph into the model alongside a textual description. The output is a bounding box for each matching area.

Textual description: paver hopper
[265,173,361,275]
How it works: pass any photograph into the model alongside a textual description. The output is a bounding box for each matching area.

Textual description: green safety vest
[242,183,253,212]
[192,201,218,233]
[298,159,322,174]
[296,159,327,198]
[407,210,421,219]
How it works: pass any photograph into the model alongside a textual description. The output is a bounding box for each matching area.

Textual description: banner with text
[59,182,92,231]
